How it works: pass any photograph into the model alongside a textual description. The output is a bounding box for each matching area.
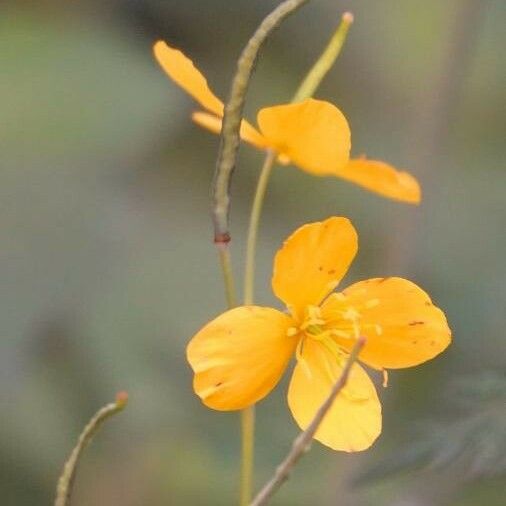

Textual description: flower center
[285,296,383,363]
[285,296,386,395]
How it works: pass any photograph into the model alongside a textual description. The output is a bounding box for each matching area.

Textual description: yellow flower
[153,41,421,204]
[187,217,451,451]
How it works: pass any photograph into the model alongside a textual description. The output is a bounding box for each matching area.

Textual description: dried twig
[212,0,310,245]
[250,337,366,506]
[54,392,128,506]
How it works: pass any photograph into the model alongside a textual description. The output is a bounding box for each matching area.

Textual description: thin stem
[292,11,354,103]
[243,10,354,308]
[239,11,355,505]
[212,0,310,244]
[54,392,128,506]
[250,338,366,506]
[240,406,256,506]
[210,3,312,504]
[243,150,277,305]
[217,243,238,308]
[239,149,276,506]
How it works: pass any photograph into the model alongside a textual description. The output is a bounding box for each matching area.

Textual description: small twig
[292,11,354,103]
[54,391,129,506]
[212,0,310,245]
[250,337,366,506]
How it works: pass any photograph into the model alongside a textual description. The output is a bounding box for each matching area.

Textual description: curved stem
[55,392,128,506]
[292,11,353,103]
[212,0,310,243]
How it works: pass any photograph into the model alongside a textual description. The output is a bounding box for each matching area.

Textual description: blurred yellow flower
[187,217,451,451]
[153,41,421,204]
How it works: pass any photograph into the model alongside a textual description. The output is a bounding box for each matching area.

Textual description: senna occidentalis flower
[187,217,451,451]
[154,41,420,204]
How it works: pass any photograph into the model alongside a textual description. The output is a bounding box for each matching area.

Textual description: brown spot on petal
[409,320,425,326]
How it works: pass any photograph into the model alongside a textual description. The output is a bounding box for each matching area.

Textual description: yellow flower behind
[153,41,421,204]
[187,217,451,451]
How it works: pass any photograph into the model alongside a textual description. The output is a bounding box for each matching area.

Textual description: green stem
[243,150,277,306]
[292,11,354,103]
[55,392,128,506]
[239,14,354,505]
[212,0,311,243]
[240,406,256,506]
[238,149,276,506]
[217,244,238,308]
[210,3,312,504]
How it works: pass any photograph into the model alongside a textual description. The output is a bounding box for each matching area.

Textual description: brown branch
[54,392,128,506]
[212,0,310,244]
[250,337,366,506]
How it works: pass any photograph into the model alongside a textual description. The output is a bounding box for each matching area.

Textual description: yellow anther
[342,307,360,321]
[365,298,380,309]
[382,369,389,388]
[307,305,321,318]
[330,329,353,339]
[286,327,299,337]
[340,306,361,338]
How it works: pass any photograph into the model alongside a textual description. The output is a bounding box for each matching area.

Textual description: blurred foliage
[1,0,505,505]
[356,371,506,484]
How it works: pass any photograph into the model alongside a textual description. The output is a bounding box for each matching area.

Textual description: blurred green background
[1,0,505,504]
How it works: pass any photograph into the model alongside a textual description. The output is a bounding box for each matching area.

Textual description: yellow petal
[187,306,296,410]
[272,217,357,320]
[336,158,421,204]
[153,40,223,117]
[288,339,381,452]
[257,99,351,176]
[323,277,451,369]
[191,111,269,150]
